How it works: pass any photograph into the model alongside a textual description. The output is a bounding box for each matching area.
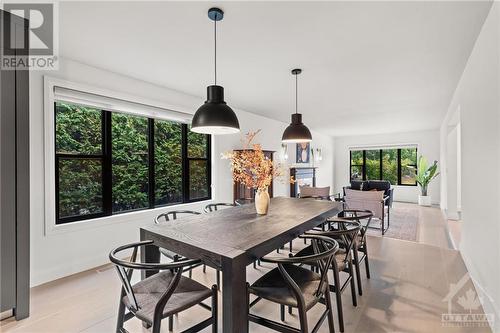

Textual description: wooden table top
[141,197,342,262]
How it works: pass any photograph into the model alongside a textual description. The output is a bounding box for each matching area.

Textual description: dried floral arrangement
[222,130,293,191]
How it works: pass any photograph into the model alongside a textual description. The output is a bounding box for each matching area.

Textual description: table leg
[140,229,160,279]
[221,257,248,333]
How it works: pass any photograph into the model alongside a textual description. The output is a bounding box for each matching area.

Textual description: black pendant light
[282,69,312,143]
[191,7,240,135]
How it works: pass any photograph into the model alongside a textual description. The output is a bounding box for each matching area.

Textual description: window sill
[45,198,214,236]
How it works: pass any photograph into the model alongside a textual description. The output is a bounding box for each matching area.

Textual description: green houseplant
[416,156,439,206]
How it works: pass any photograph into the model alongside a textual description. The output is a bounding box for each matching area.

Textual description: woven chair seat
[249,264,326,311]
[123,271,212,324]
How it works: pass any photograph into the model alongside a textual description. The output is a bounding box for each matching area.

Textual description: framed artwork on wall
[296,143,310,163]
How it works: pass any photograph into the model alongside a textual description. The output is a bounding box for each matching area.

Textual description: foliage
[56,103,104,217]
[416,156,439,196]
[222,130,289,191]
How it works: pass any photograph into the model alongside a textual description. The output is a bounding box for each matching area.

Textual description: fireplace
[290,167,317,197]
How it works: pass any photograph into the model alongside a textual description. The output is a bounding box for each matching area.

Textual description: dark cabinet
[0,10,30,320]
[232,150,274,202]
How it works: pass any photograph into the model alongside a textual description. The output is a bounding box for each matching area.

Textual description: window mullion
[206,134,212,200]
[397,148,402,185]
[102,110,113,215]
[148,118,155,209]
[362,150,366,181]
[181,124,189,202]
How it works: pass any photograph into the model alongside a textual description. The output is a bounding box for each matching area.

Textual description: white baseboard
[460,245,498,332]
[31,255,109,287]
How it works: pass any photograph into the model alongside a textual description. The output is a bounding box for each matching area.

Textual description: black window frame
[55,102,212,225]
[349,147,418,186]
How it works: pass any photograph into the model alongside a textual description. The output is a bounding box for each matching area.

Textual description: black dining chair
[109,240,217,333]
[203,202,235,213]
[293,220,361,333]
[235,198,254,206]
[248,235,339,333]
[286,195,338,252]
[155,210,220,290]
[329,209,373,296]
[154,210,202,278]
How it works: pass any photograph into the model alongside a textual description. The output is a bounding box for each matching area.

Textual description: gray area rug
[366,203,419,241]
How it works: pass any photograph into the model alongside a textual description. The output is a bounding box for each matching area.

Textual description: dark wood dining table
[140,196,342,333]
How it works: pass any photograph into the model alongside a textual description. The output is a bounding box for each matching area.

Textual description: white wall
[333,130,441,204]
[29,58,335,286]
[440,3,500,330]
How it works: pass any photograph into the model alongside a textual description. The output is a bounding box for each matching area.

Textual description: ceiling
[59,1,492,137]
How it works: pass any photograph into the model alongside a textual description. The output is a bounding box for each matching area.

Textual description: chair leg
[280,304,285,321]
[168,315,173,331]
[116,300,126,333]
[203,264,206,273]
[152,312,162,333]
[363,248,371,279]
[216,270,221,290]
[289,240,293,252]
[325,288,336,333]
[212,285,218,333]
[331,264,345,332]
[348,260,357,307]
[253,260,257,269]
[381,213,385,235]
[288,305,292,314]
[298,305,309,333]
[353,248,363,296]
[188,268,193,278]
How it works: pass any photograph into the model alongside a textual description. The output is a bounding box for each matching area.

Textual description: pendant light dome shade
[191,85,240,134]
[191,7,240,135]
[282,113,312,143]
[281,68,312,143]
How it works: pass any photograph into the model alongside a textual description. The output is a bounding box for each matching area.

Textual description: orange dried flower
[222,130,291,191]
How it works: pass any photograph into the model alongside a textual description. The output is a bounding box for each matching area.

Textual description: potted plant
[416,156,439,206]
[222,130,289,215]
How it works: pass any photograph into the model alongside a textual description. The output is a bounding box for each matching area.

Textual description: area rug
[365,203,419,242]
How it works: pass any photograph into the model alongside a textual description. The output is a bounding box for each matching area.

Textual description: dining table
[140,196,342,333]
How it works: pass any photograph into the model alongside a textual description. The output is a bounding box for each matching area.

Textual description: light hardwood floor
[1,204,490,333]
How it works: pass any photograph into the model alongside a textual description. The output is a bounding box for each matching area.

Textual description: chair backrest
[344,188,384,219]
[235,198,254,206]
[155,210,200,224]
[335,210,373,245]
[260,235,339,302]
[316,220,361,265]
[204,202,235,213]
[109,240,201,312]
[299,186,330,199]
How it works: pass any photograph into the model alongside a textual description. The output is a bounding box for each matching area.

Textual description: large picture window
[349,147,417,186]
[55,101,211,224]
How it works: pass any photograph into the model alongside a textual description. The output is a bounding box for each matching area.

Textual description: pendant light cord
[214,19,217,85]
[295,73,298,114]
